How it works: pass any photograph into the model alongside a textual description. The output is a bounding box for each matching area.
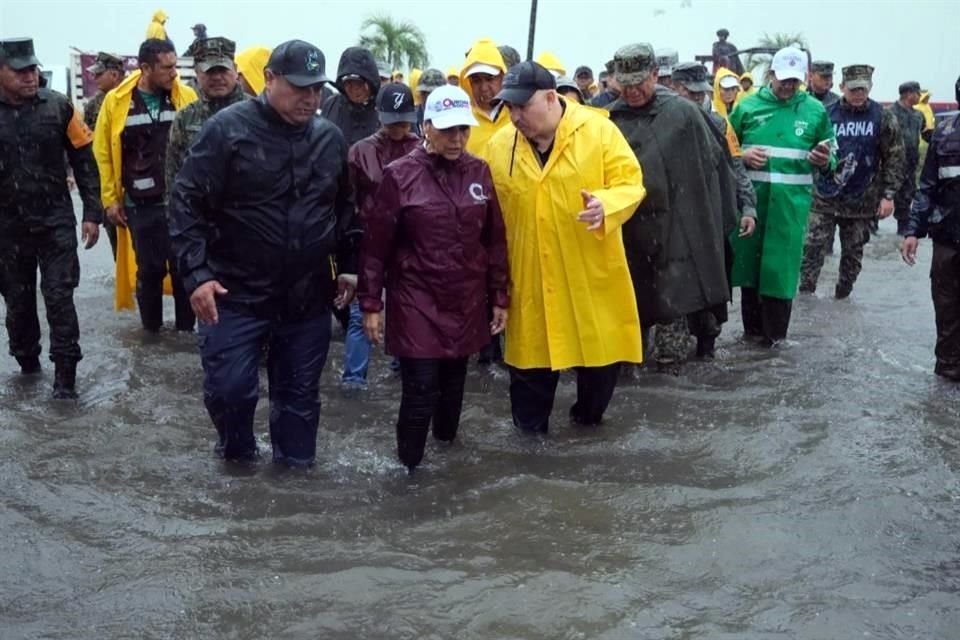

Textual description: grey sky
[2,0,958,100]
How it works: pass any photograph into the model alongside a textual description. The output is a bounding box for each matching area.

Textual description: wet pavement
[2,215,959,639]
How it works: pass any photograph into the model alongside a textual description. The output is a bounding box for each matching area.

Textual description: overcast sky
[2,0,958,100]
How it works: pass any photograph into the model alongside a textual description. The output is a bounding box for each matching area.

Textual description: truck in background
[66,48,196,108]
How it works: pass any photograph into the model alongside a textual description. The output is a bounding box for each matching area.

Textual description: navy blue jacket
[169,95,360,319]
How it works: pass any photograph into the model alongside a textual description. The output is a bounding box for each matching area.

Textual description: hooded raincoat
[321,47,381,147]
[486,99,646,370]
[536,52,566,77]
[146,10,168,40]
[915,92,936,137]
[739,72,757,96]
[92,69,197,310]
[358,145,509,358]
[236,46,270,96]
[728,86,835,299]
[408,69,423,104]
[460,40,511,158]
[712,67,743,119]
[609,87,738,324]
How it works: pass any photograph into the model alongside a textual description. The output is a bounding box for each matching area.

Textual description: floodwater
[2,214,959,640]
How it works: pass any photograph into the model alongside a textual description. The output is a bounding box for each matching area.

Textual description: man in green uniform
[730,47,835,345]
[165,37,247,194]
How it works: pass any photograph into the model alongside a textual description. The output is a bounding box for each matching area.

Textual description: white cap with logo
[770,47,808,81]
[424,85,479,129]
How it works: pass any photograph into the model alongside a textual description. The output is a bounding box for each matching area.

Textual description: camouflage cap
[811,60,834,75]
[898,80,921,95]
[0,38,40,70]
[671,62,712,93]
[842,64,874,90]
[86,51,125,75]
[656,48,678,76]
[614,43,656,85]
[194,37,237,72]
[417,68,446,93]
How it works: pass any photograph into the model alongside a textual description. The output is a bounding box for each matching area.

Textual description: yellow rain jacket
[915,91,935,134]
[146,9,168,39]
[446,66,459,81]
[460,39,511,158]
[486,99,646,370]
[739,71,757,96]
[236,46,270,96]
[712,67,743,118]
[408,68,423,104]
[536,52,566,77]
[93,70,197,310]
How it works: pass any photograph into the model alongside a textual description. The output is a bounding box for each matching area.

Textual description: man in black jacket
[0,38,101,399]
[169,40,361,466]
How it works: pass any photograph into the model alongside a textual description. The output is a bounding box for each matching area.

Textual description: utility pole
[526,0,538,61]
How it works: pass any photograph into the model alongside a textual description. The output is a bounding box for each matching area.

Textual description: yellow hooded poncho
[460,39,511,158]
[712,67,743,118]
[236,46,270,96]
[536,52,566,77]
[146,9,168,40]
[409,68,423,105]
[915,91,936,133]
[739,71,757,96]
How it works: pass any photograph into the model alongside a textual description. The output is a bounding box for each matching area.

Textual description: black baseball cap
[492,61,556,106]
[898,81,921,95]
[377,83,417,124]
[267,39,329,87]
[574,65,593,79]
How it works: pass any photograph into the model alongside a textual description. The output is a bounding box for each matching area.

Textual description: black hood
[336,47,381,95]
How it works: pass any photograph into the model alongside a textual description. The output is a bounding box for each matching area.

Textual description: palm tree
[358,14,429,72]
[744,32,809,80]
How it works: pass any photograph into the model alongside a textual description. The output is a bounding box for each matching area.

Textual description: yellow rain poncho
[460,39,510,158]
[712,67,743,118]
[93,70,197,310]
[408,68,423,104]
[536,51,566,77]
[915,91,936,134]
[236,46,270,96]
[486,99,646,370]
[739,71,757,96]
[146,9,168,40]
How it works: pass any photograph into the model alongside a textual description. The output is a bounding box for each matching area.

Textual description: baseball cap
[267,40,329,87]
[0,38,40,70]
[574,65,593,79]
[423,84,478,129]
[899,81,921,95]
[86,51,124,75]
[194,37,236,72]
[614,43,656,86]
[465,62,502,78]
[719,74,740,89]
[671,62,712,93]
[556,76,585,103]
[770,47,807,82]
[417,68,446,93]
[491,61,556,106]
[377,83,417,124]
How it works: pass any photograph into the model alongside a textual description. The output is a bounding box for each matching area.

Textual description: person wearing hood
[608,45,740,370]
[740,71,756,96]
[146,10,168,40]
[460,39,511,158]
[486,62,645,432]
[92,38,197,328]
[590,59,621,108]
[408,68,422,103]
[713,67,742,119]
[415,68,446,134]
[915,90,936,142]
[321,46,381,147]
[341,83,421,392]
[236,46,269,96]
[446,66,459,86]
[808,61,840,108]
[168,40,360,467]
[536,51,566,78]
[165,37,247,208]
[729,48,835,345]
[359,85,509,471]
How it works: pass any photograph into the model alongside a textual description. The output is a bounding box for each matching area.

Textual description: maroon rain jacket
[358,145,509,359]
[348,129,420,219]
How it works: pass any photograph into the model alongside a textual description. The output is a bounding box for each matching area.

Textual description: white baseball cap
[770,47,807,81]
[424,85,479,129]
[465,62,501,77]
[719,74,741,89]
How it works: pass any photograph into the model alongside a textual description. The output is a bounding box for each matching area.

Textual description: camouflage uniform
[888,82,924,235]
[808,61,840,108]
[165,38,247,195]
[800,65,906,297]
[83,91,106,129]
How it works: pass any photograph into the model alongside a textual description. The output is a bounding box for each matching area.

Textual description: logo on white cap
[424,85,479,129]
[771,47,807,81]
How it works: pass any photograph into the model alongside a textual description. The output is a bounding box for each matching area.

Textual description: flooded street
[2,214,959,639]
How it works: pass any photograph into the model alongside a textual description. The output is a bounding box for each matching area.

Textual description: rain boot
[52,359,78,399]
[16,355,41,375]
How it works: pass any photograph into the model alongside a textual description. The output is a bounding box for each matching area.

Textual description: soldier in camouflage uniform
[165,37,247,197]
[0,38,102,398]
[83,52,125,259]
[888,81,924,236]
[808,60,840,107]
[800,65,906,298]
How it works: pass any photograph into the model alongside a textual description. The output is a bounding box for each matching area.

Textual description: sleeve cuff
[185,266,216,295]
[359,297,383,313]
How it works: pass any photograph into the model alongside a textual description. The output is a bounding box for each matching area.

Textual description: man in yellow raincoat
[236,46,270,96]
[486,61,646,433]
[460,39,511,157]
[93,38,196,328]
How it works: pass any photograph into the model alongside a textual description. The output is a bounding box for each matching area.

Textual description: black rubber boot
[16,355,42,375]
[835,281,853,299]
[696,337,716,360]
[52,359,78,399]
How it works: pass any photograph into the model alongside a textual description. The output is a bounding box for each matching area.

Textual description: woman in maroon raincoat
[358,85,509,472]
